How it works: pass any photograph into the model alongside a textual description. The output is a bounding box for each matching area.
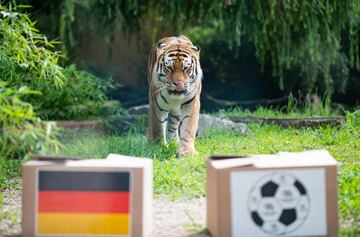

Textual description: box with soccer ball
[22,154,153,237]
[206,150,338,237]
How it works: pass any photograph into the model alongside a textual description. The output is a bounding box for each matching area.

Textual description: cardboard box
[22,154,152,237]
[206,150,338,237]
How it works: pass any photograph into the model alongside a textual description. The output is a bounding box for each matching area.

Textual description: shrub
[33,64,118,120]
[0,81,59,160]
[0,4,64,88]
[0,4,119,120]
[0,4,60,162]
[0,4,118,167]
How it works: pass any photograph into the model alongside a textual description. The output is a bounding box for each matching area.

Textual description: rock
[127,104,150,115]
[126,105,248,136]
[197,114,248,137]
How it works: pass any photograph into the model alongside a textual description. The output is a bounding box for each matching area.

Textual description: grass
[1,108,359,235]
[55,111,360,230]
[220,106,333,117]
[0,158,22,190]
[0,210,20,224]
[218,97,346,118]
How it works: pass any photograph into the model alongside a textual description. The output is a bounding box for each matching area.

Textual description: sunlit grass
[218,97,347,117]
[1,110,359,234]
[55,111,360,230]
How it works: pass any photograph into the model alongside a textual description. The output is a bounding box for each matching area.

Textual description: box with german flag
[22,154,152,237]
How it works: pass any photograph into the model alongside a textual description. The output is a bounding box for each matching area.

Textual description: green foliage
[0,4,64,88]
[0,4,118,120]
[0,3,118,184]
[35,65,117,120]
[0,81,60,174]
[58,0,360,97]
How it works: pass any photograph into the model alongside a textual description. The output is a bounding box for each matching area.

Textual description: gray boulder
[197,114,248,137]
[126,105,248,137]
[127,104,150,115]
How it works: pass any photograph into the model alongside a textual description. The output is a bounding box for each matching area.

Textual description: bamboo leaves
[0,4,65,88]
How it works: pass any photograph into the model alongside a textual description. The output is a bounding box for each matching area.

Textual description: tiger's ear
[191,45,201,52]
[157,41,167,49]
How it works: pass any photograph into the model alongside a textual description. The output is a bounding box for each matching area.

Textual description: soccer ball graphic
[247,172,310,235]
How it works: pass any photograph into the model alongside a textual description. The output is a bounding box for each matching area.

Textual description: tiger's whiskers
[153,86,167,95]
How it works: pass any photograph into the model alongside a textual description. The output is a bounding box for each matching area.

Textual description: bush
[0,5,64,88]
[0,81,59,160]
[0,4,59,162]
[33,64,118,120]
[0,4,119,120]
[0,4,118,166]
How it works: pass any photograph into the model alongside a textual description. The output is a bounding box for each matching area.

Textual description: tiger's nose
[174,81,186,91]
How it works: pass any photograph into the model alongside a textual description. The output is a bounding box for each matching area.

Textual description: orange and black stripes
[148,36,202,155]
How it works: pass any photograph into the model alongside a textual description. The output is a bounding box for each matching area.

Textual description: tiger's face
[154,36,202,97]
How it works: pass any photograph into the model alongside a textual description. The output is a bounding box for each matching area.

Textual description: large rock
[127,104,150,115]
[127,104,248,137]
[197,114,248,137]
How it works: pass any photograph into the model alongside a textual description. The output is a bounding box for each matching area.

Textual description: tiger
[147,35,203,156]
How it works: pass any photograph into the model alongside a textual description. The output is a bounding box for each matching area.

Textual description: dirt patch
[0,188,208,237]
[0,189,21,237]
[152,197,208,237]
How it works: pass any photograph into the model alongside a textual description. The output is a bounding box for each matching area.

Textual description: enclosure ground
[0,183,208,237]
[1,184,358,236]
[1,111,360,236]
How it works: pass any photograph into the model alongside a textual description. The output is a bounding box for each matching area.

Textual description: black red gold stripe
[37,170,131,236]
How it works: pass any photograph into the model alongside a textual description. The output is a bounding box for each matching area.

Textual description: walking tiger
[147,35,203,156]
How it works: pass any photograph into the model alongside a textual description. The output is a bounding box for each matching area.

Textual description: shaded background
[22,0,360,111]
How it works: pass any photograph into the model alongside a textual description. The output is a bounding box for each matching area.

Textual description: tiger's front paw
[177,144,198,157]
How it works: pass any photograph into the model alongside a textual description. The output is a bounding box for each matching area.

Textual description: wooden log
[56,120,105,130]
[226,115,346,128]
[55,115,346,131]
[203,93,289,106]
[55,115,143,132]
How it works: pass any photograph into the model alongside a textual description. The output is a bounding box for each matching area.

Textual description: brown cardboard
[207,150,338,237]
[22,154,152,237]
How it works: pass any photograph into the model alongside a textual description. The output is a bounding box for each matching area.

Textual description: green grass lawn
[216,102,341,117]
[54,110,360,234]
[1,109,359,235]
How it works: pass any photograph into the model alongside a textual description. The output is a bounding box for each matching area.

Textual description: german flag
[36,170,131,236]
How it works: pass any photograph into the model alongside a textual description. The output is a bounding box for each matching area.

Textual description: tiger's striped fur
[147,35,203,156]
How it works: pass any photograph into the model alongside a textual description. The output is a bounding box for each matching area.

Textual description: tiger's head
[149,35,202,97]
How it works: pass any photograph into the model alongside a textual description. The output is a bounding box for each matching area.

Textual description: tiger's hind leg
[167,112,180,143]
